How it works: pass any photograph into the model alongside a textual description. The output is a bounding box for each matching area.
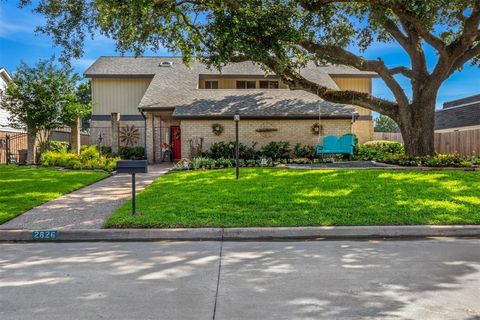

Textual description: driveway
[0,239,479,319]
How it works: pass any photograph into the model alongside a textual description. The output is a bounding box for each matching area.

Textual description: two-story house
[85,57,375,163]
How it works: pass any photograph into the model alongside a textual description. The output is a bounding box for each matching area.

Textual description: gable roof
[435,94,480,130]
[85,56,375,118]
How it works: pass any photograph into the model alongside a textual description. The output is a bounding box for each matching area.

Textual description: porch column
[145,113,155,164]
[111,112,120,154]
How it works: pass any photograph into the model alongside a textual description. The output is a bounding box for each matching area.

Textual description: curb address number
[32,230,58,240]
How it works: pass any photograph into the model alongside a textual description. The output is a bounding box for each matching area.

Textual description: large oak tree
[24,0,480,155]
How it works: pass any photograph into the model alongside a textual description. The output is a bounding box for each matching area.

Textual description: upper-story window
[205,80,219,89]
[259,80,279,89]
[236,80,256,89]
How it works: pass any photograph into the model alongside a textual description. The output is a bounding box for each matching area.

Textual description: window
[236,80,256,89]
[259,80,279,89]
[205,81,219,89]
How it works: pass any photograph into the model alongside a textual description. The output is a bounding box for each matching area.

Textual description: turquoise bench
[316,134,355,157]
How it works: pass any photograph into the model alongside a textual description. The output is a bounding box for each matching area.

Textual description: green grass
[104,168,480,228]
[0,165,109,224]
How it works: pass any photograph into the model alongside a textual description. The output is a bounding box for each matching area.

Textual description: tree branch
[389,66,416,78]
[390,5,448,57]
[299,39,410,107]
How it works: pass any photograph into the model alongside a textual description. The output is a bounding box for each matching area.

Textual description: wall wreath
[211,123,224,136]
[311,123,324,135]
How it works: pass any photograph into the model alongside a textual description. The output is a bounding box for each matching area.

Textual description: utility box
[116,160,148,174]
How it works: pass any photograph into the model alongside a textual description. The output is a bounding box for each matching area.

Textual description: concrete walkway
[0,239,479,319]
[0,164,171,230]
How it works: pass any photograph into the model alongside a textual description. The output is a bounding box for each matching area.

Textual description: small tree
[60,82,92,154]
[374,115,399,133]
[0,59,81,163]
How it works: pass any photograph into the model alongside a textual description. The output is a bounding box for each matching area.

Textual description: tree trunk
[397,98,436,156]
[70,118,81,155]
[26,129,37,165]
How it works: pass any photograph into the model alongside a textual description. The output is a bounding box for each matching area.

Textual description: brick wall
[180,119,352,158]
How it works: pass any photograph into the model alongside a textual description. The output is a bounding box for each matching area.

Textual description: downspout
[140,108,147,160]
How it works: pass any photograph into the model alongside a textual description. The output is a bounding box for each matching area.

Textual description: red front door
[171,126,181,161]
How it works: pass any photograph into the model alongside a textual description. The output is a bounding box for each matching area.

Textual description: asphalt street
[0,239,479,319]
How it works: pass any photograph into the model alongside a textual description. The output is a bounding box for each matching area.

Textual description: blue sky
[1,1,479,109]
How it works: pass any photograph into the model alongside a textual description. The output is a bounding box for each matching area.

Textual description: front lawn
[0,165,109,224]
[105,168,480,228]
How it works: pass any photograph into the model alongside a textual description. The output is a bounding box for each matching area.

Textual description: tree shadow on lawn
[0,240,479,319]
[116,169,480,227]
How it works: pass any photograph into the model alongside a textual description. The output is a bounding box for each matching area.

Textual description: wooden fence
[373,128,480,156]
[50,130,90,145]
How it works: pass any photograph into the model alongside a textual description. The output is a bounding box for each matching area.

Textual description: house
[84,57,376,163]
[435,94,480,132]
[0,68,21,133]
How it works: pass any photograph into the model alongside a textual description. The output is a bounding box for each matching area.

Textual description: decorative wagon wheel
[119,125,141,146]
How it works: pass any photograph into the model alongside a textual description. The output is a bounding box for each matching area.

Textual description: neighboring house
[435,94,480,133]
[84,57,376,163]
[0,68,22,133]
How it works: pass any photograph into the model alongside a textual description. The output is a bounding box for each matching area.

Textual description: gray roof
[172,90,356,119]
[435,95,480,130]
[85,56,374,117]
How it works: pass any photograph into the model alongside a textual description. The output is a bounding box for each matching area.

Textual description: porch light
[234,110,240,122]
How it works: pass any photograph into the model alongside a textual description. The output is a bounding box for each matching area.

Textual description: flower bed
[173,139,479,171]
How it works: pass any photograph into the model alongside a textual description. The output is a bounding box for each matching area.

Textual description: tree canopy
[374,115,399,133]
[0,58,91,162]
[21,0,480,155]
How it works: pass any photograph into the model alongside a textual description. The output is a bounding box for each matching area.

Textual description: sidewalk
[0,164,171,230]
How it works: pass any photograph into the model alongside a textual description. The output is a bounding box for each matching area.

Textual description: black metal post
[131,173,136,215]
[234,110,240,179]
[235,120,239,179]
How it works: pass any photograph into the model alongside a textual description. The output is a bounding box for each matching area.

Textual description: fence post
[111,112,120,155]
[5,134,10,165]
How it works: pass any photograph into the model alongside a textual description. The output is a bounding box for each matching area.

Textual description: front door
[171,126,181,161]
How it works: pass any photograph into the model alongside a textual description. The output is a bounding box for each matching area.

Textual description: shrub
[382,153,472,167]
[119,146,145,160]
[207,141,258,160]
[355,140,405,161]
[40,146,119,171]
[261,141,291,161]
[293,144,315,159]
[216,157,233,168]
[80,145,100,161]
[192,157,216,170]
[48,140,70,152]
[363,140,405,154]
[100,146,113,156]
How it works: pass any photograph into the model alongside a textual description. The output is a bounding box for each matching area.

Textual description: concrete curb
[1,225,480,242]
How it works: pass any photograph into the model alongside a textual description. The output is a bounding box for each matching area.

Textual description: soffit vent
[159,61,173,67]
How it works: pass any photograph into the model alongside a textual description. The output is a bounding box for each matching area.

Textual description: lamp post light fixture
[234,109,240,179]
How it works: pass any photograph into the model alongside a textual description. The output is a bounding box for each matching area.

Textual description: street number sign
[32,230,58,240]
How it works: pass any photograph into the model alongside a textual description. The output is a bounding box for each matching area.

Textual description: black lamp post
[234,109,240,179]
